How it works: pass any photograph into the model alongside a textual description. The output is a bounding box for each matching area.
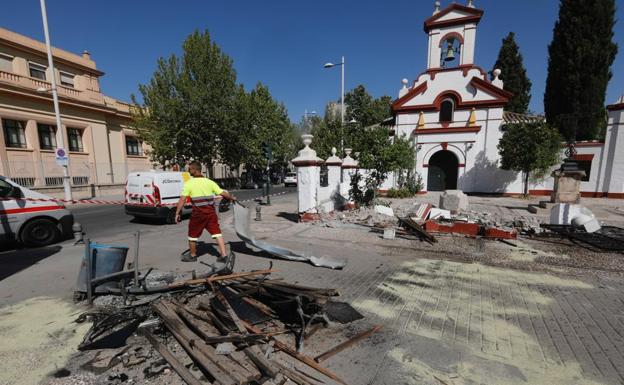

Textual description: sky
[2,0,623,122]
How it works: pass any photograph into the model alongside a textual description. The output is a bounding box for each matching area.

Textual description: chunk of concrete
[550,203,594,225]
[429,208,452,220]
[439,190,469,213]
[571,214,601,233]
[374,205,395,217]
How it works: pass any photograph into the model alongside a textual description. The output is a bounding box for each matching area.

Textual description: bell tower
[424,1,484,69]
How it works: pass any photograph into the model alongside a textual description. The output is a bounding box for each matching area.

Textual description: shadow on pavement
[276,212,299,223]
[0,245,62,281]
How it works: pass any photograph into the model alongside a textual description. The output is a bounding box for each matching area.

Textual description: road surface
[70,186,296,241]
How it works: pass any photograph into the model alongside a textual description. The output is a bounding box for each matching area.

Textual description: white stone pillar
[340,148,358,202]
[292,134,323,221]
[325,147,342,191]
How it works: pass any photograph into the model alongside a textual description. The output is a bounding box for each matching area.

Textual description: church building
[390,1,624,198]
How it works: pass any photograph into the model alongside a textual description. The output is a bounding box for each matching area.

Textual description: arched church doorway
[427,150,459,191]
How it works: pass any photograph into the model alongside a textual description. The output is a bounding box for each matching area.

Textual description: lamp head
[323,62,335,68]
[36,87,49,93]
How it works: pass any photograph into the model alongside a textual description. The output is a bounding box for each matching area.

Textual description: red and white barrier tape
[0,191,288,207]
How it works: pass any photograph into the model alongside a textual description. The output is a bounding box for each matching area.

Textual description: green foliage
[344,85,392,127]
[386,188,414,199]
[132,29,295,174]
[498,122,562,195]
[491,32,532,114]
[544,0,618,140]
[397,170,424,195]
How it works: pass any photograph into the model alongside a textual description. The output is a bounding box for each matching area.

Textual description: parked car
[0,175,74,246]
[284,172,297,187]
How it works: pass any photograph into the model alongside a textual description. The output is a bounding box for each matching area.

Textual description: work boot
[180,250,197,262]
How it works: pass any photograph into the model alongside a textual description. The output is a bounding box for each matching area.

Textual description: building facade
[0,27,151,198]
[390,1,624,198]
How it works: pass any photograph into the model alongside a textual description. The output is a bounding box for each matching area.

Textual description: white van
[124,170,193,223]
[0,176,74,246]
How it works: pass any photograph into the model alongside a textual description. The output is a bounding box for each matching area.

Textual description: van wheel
[21,219,60,247]
[166,209,177,224]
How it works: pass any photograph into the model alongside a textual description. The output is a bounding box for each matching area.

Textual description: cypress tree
[544,0,618,141]
[491,32,532,114]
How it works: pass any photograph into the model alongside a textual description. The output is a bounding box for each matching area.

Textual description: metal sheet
[233,203,347,269]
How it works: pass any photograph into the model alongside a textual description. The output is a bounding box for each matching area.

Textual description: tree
[133,30,237,176]
[544,0,618,141]
[497,122,562,196]
[491,32,531,113]
[344,85,392,127]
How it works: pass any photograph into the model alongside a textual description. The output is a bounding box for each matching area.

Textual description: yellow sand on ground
[0,297,90,385]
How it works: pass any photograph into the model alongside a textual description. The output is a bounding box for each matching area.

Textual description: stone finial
[292,134,323,165]
[342,148,358,169]
[492,68,504,88]
[468,108,477,126]
[302,134,313,148]
[399,78,410,98]
[82,50,91,60]
[326,146,342,166]
[467,0,475,8]
[618,94,624,104]
[417,111,425,128]
[433,1,441,14]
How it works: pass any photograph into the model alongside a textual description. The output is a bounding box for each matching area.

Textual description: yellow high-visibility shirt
[181,177,223,198]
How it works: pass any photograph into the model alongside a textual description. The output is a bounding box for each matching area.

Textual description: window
[439,98,454,123]
[2,119,27,148]
[29,62,47,80]
[0,178,14,198]
[60,71,75,88]
[577,160,592,182]
[126,136,142,156]
[37,123,57,150]
[67,128,84,152]
[0,53,12,72]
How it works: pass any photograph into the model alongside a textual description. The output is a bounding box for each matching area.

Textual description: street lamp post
[324,56,345,154]
[39,0,72,200]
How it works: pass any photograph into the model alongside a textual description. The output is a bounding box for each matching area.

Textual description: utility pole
[40,0,72,200]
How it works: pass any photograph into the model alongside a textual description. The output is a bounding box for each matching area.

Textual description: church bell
[444,41,456,61]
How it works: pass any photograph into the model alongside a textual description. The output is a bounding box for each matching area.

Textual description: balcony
[0,70,82,99]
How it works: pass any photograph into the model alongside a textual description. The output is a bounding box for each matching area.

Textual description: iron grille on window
[126,136,142,156]
[72,176,89,185]
[37,123,57,150]
[45,177,64,186]
[11,177,35,188]
[2,119,27,148]
[68,128,83,152]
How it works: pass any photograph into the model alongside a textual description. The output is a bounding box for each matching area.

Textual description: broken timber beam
[314,325,381,363]
[209,282,282,379]
[166,269,276,289]
[153,300,252,385]
[142,330,203,385]
[242,320,349,385]
[400,217,437,244]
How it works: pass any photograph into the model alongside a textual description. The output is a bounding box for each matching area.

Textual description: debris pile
[67,269,377,385]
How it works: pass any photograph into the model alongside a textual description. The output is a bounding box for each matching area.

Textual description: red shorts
[187,206,222,241]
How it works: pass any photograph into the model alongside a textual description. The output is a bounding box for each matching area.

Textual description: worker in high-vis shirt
[175,161,236,262]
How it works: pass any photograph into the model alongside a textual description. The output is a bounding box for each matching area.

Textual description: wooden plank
[142,330,203,385]
[209,282,281,379]
[400,217,437,244]
[153,301,249,385]
[313,325,381,363]
[243,321,349,385]
[271,361,316,385]
[176,306,261,381]
[167,269,276,289]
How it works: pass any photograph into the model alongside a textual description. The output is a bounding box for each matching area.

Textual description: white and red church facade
[391,1,624,198]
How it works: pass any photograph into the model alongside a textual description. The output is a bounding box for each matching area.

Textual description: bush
[397,171,423,195]
[386,188,413,198]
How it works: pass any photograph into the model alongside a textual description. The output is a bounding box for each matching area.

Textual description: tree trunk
[523,171,530,197]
